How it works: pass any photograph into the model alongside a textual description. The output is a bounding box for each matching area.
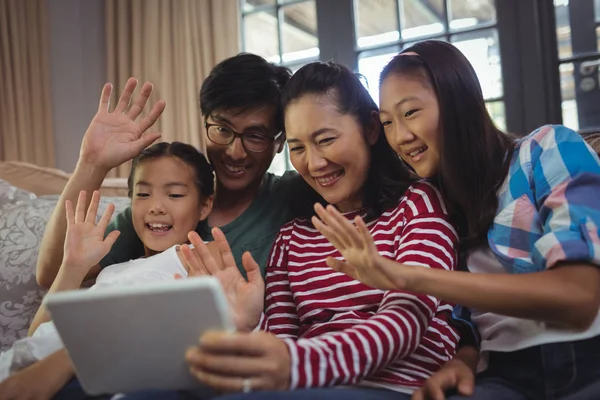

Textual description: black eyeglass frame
[204,122,284,153]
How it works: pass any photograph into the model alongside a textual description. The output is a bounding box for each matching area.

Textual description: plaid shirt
[454,125,600,347]
[489,124,600,273]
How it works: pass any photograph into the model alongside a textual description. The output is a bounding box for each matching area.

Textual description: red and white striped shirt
[259,181,460,393]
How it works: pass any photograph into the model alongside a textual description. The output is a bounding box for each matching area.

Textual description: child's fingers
[103,230,121,250]
[97,203,116,232]
[65,200,75,226]
[75,191,87,224]
[85,190,101,224]
[181,243,209,276]
[187,232,221,274]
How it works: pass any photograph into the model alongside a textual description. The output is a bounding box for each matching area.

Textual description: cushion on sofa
[0,180,129,351]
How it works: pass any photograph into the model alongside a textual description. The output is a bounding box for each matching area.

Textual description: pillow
[0,179,36,204]
[0,184,130,351]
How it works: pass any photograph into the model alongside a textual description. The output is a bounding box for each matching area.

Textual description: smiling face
[205,106,284,194]
[131,156,211,256]
[379,72,442,178]
[285,94,377,213]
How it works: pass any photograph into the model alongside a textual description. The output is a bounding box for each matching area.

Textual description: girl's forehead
[134,157,195,181]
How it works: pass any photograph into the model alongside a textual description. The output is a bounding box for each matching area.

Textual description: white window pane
[559,62,580,131]
[243,11,280,63]
[449,0,496,31]
[243,0,275,13]
[355,0,399,49]
[401,0,445,40]
[358,51,397,104]
[485,101,506,131]
[281,1,319,63]
[451,29,503,100]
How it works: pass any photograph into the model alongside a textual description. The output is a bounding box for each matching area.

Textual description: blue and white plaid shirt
[489,124,600,273]
[454,125,600,347]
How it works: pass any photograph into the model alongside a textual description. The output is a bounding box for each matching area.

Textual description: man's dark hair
[200,53,292,132]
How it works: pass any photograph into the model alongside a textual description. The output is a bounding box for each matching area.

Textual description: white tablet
[45,276,233,395]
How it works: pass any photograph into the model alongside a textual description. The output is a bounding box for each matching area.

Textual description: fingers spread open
[181,244,209,276]
[85,191,101,224]
[126,81,153,120]
[138,100,166,133]
[97,203,116,232]
[212,228,237,271]
[75,191,87,224]
[65,199,75,226]
[98,83,112,112]
[113,78,137,114]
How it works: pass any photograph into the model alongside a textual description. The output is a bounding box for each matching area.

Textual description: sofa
[0,162,130,352]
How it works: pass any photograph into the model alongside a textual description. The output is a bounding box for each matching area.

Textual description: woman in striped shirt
[177,62,462,400]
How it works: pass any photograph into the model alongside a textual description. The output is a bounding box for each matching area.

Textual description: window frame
[240,0,567,148]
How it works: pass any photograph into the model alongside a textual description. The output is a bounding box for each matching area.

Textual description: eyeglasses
[205,122,283,153]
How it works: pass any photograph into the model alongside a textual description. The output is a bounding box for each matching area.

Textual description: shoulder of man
[263,170,312,198]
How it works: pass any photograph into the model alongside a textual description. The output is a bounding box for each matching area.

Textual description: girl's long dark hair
[380,40,515,249]
[282,61,415,220]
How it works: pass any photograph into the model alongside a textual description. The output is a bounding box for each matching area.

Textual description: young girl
[144,61,464,400]
[0,141,215,399]
[314,40,600,400]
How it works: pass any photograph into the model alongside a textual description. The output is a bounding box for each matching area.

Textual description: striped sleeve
[529,125,600,268]
[259,225,300,339]
[283,183,459,389]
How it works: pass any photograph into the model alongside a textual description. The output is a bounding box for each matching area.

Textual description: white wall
[47,0,106,171]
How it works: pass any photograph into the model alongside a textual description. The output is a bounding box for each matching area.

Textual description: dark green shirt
[100,171,306,276]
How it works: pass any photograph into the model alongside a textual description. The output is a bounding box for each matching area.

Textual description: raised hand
[181,229,265,332]
[79,78,165,171]
[312,203,403,290]
[61,190,120,274]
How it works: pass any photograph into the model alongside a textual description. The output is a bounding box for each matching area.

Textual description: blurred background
[1,0,599,176]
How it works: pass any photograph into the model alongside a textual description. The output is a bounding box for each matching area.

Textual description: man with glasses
[36,53,305,289]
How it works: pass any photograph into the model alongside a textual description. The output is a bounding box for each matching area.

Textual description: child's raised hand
[180,229,265,332]
[61,190,120,274]
[312,203,399,290]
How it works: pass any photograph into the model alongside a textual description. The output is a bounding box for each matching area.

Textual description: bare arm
[29,263,88,336]
[0,350,74,400]
[35,78,165,289]
[31,191,120,335]
[36,164,107,288]
[403,261,600,331]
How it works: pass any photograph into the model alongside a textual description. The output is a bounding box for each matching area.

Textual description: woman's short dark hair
[380,40,516,249]
[127,142,214,200]
[281,61,414,220]
[200,53,292,133]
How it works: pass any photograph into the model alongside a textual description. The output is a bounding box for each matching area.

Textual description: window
[241,0,320,68]
[355,0,505,130]
[241,1,573,174]
[241,0,320,173]
[554,0,600,133]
